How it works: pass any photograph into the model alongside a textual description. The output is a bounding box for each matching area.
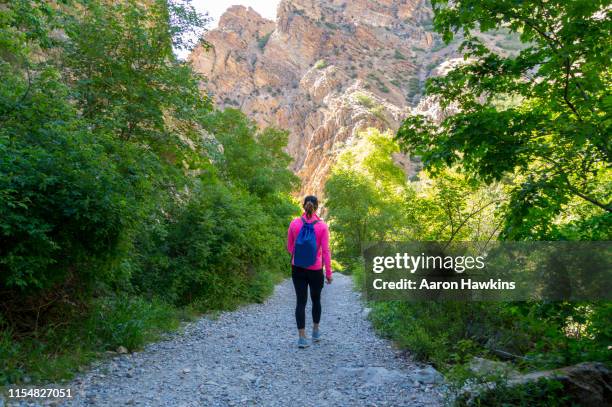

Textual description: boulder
[468,357,519,378]
[508,362,611,407]
[412,366,445,384]
[362,366,409,387]
[461,362,611,407]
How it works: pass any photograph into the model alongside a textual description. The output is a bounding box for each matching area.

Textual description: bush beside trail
[0,0,299,385]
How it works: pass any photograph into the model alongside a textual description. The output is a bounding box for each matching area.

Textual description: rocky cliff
[189,0,517,195]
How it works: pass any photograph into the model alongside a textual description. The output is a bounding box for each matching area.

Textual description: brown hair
[303,195,318,218]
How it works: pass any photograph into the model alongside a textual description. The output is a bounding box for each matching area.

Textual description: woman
[287,195,333,348]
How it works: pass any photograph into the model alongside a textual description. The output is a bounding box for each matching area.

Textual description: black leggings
[291,265,324,330]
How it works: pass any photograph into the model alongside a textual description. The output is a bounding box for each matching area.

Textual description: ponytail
[304,201,314,217]
[303,195,318,218]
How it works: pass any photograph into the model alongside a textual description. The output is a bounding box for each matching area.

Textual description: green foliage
[455,378,569,407]
[129,108,298,307]
[131,180,291,308]
[365,298,612,378]
[63,0,212,161]
[397,0,611,239]
[0,329,21,385]
[0,0,146,293]
[0,296,182,384]
[0,0,299,385]
[314,59,327,69]
[385,7,612,402]
[325,129,408,259]
[370,302,496,367]
[325,128,502,261]
[367,73,390,93]
[257,32,272,50]
[347,257,366,290]
[331,126,608,406]
[202,109,299,199]
[0,80,140,291]
[393,49,406,60]
[86,296,180,351]
[355,92,375,108]
[406,77,421,98]
[370,105,387,123]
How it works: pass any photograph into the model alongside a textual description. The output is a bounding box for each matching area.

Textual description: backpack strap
[301,216,320,225]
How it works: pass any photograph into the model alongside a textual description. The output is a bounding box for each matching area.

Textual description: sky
[176,0,280,59]
[192,0,280,26]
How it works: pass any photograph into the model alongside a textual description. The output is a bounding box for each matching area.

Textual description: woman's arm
[321,224,332,279]
[287,220,295,254]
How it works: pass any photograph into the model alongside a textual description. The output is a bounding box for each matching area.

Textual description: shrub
[0,295,182,385]
[355,93,375,108]
[366,72,390,93]
[86,296,179,351]
[406,77,421,98]
[0,1,298,385]
[314,59,327,69]
[370,105,387,122]
[131,110,298,309]
[257,32,272,50]
[0,77,141,294]
[0,328,22,385]
[455,378,569,407]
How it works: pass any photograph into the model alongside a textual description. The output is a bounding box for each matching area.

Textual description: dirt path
[19,274,444,406]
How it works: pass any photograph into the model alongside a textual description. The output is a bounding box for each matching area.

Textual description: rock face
[189,0,514,195]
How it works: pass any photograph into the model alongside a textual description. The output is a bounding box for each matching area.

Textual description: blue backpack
[293,217,320,268]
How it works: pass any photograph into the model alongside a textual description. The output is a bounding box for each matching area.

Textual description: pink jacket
[287,213,332,278]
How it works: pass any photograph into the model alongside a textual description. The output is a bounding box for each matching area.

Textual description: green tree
[0,0,143,294]
[1,0,301,385]
[63,0,212,170]
[326,129,416,258]
[201,109,299,199]
[131,110,300,307]
[325,129,502,258]
[408,170,504,242]
[396,0,611,239]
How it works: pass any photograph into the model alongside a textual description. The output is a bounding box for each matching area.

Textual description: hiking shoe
[312,329,321,342]
[297,337,310,348]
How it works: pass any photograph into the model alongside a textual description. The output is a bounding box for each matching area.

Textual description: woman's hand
[325,275,333,284]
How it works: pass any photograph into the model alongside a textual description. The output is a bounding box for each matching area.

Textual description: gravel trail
[18,274,444,406]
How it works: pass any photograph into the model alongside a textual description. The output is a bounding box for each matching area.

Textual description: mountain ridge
[189,0,517,196]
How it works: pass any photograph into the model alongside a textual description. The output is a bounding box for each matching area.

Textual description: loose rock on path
[16,273,444,406]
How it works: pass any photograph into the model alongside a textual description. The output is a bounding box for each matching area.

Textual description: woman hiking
[287,195,333,348]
